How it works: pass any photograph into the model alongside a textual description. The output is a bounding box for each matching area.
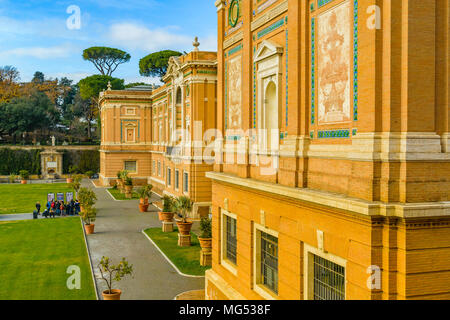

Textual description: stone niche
[40,150,63,179]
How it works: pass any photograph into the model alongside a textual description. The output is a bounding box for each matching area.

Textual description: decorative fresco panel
[317,0,351,125]
[227,55,242,130]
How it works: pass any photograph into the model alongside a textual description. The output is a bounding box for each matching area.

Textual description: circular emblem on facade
[229,0,240,28]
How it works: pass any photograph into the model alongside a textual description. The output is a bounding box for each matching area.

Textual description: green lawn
[107,188,140,201]
[0,218,96,300]
[0,183,74,214]
[144,227,211,276]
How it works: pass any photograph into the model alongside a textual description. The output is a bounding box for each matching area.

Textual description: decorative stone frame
[254,40,284,152]
[252,222,279,300]
[303,242,347,300]
[220,209,238,276]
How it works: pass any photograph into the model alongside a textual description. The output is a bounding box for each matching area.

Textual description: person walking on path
[35,202,41,214]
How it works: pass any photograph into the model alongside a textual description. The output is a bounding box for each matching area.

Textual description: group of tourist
[34,199,81,219]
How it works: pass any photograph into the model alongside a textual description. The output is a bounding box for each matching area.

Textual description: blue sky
[0,0,217,84]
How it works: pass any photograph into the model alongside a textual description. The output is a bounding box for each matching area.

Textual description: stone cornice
[251,0,288,32]
[205,171,450,219]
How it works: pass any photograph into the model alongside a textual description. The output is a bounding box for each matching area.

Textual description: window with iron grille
[175,170,179,190]
[225,215,237,265]
[260,232,278,294]
[157,161,161,176]
[124,161,137,173]
[183,172,189,193]
[312,255,345,300]
[167,168,172,186]
[152,161,156,175]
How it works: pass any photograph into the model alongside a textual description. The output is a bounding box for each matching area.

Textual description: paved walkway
[83,180,205,300]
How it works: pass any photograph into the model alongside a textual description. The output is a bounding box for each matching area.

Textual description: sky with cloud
[0,0,217,84]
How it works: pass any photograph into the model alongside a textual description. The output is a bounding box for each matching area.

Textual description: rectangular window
[157,161,161,176]
[175,170,179,190]
[152,160,156,175]
[167,168,172,186]
[124,161,137,173]
[260,232,278,294]
[312,255,345,300]
[225,215,237,265]
[183,172,189,193]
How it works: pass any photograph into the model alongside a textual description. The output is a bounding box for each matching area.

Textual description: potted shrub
[84,171,94,179]
[19,170,30,184]
[98,256,134,301]
[159,195,175,222]
[81,206,97,235]
[115,171,122,190]
[175,196,194,236]
[78,187,97,213]
[119,170,129,194]
[198,216,213,252]
[8,174,17,184]
[69,174,84,198]
[67,165,79,183]
[137,184,153,212]
[124,177,133,199]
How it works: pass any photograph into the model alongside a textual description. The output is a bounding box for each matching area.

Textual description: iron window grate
[261,232,278,294]
[226,216,237,265]
[313,254,345,300]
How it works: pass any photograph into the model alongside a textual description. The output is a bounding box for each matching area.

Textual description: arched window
[264,81,278,150]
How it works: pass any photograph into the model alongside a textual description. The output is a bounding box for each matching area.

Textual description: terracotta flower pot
[21,180,27,185]
[102,289,122,301]
[84,224,95,235]
[198,238,212,252]
[176,221,193,236]
[66,178,73,184]
[140,198,149,205]
[139,203,149,213]
[160,212,174,222]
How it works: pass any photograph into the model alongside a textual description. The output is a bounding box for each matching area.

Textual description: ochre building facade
[205,0,450,300]
[100,49,218,218]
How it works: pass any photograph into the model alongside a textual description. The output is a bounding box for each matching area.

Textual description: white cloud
[0,44,74,59]
[108,22,216,52]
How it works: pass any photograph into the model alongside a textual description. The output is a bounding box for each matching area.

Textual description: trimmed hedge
[0,148,42,175]
[62,150,100,174]
[0,148,100,176]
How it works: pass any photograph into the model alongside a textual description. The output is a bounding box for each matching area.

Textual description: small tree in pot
[137,184,153,212]
[81,206,97,234]
[19,170,30,184]
[119,170,129,194]
[159,195,175,222]
[98,256,134,301]
[67,165,79,183]
[124,177,133,199]
[78,187,97,213]
[198,216,212,251]
[175,196,194,245]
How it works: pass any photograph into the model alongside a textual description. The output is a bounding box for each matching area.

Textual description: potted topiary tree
[8,174,17,184]
[81,206,97,234]
[67,165,79,183]
[98,256,134,301]
[160,195,175,222]
[84,171,94,179]
[119,170,129,194]
[70,174,84,199]
[116,171,122,190]
[198,216,212,252]
[78,187,97,213]
[137,184,153,212]
[124,177,133,199]
[19,170,30,184]
[175,196,194,246]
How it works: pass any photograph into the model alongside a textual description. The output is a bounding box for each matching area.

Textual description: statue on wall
[51,136,56,147]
